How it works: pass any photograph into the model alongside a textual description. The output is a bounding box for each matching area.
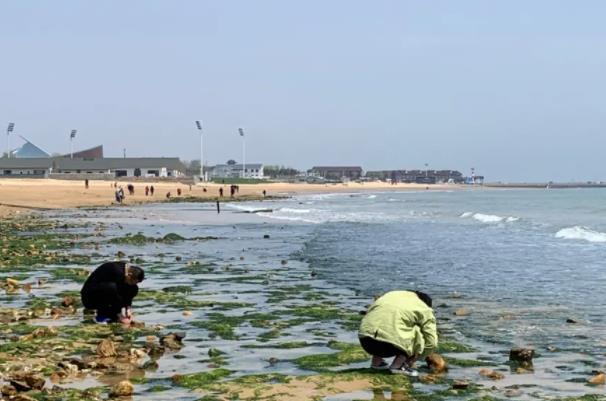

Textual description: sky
[1,1,606,182]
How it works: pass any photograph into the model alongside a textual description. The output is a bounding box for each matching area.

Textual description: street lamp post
[238,128,245,179]
[6,123,14,158]
[70,129,77,159]
[195,121,204,181]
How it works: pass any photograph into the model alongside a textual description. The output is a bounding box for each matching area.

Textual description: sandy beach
[0,178,462,217]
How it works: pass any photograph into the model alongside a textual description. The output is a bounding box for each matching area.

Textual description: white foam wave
[555,226,606,243]
[460,212,519,224]
[473,213,504,223]
[367,195,377,199]
[225,204,267,213]
[279,208,311,214]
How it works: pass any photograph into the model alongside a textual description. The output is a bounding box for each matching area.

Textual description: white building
[209,162,264,179]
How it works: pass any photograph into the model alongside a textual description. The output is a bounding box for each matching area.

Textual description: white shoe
[390,366,419,377]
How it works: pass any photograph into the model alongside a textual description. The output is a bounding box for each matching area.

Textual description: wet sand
[0,178,463,217]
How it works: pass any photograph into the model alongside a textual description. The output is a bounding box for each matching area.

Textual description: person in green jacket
[358,290,437,376]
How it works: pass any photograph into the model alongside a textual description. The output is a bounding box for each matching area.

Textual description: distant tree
[264,165,300,178]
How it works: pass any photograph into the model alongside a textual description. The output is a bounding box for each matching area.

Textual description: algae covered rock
[509,347,534,364]
[588,372,605,385]
[479,368,505,380]
[96,339,117,357]
[425,353,447,373]
[160,332,186,350]
[110,380,134,397]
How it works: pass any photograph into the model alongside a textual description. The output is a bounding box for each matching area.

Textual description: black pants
[81,282,134,321]
[359,336,407,358]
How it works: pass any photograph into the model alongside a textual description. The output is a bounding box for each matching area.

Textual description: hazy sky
[1,1,605,182]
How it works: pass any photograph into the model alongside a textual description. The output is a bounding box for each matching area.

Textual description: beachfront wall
[308,166,363,180]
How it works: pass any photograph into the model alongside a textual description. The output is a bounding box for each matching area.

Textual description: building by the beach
[0,157,185,178]
[1,137,185,178]
[308,166,363,181]
[208,160,265,179]
[366,169,466,184]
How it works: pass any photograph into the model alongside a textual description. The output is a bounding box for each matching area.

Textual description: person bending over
[358,290,437,376]
[81,261,145,324]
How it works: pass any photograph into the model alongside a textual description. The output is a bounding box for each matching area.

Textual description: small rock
[61,296,75,307]
[183,310,192,317]
[268,357,279,365]
[546,345,557,352]
[504,388,523,397]
[208,348,224,357]
[281,260,288,265]
[310,271,317,277]
[110,380,134,397]
[509,347,534,364]
[588,373,605,385]
[479,368,505,380]
[96,339,117,357]
[11,395,37,401]
[566,318,578,324]
[452,379,470,390]
[263,234,270,239]
[1,384,17,397]
[240,256,245,260]
[175,256,182,261]
[160,332,185,350]
[425,353,447,373]
[454,308,470,316]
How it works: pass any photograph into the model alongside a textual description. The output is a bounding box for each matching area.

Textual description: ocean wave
[279,208,311,214]
[460,212,519,224]
[367,195,377,199]
[555,226,606,243]
[225,204,268,213]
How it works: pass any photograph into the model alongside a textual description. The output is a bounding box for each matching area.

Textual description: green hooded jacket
[358,290,438,357]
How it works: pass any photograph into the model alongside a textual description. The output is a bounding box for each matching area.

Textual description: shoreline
[1,195,604,400]
[0,178,467,218]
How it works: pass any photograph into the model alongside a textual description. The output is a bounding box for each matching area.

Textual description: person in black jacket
[81,261,145,324]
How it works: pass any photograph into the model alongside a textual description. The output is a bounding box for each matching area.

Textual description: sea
[47,187,606,399]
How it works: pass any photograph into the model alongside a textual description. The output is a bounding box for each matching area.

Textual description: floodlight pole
[239,128,245,179]
[195,121,204,181]
[6,123,14,158]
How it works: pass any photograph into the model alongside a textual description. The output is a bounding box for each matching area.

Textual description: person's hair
[128,264,145,282]
[413,290,432,307]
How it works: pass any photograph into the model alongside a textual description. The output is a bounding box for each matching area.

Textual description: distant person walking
[219,187,223,197]
[166,192,171,199]
[145,186,149,196]
[85,179,89,189]
[127,184,135,196]
[150,185,155,196]
[230,185,235,198]
[177,188,182,196]
[262,190,267,197]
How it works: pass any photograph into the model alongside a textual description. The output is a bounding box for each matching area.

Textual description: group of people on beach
[81,259,437,377]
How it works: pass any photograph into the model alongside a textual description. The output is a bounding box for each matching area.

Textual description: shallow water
[39,188,606,399]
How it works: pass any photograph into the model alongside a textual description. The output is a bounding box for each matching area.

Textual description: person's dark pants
[359,336,407,358]
[81,283,134,321]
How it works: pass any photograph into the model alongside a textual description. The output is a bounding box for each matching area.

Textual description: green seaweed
[173,368,232,389]
[293,341,369,371]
